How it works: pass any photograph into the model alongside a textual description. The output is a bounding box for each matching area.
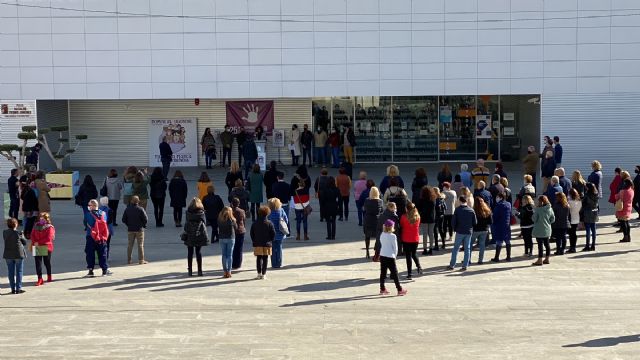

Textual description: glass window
[332,98,353,133]
[500,95,540,161]
[477,95,499,160]
[439,96,476,161]
[392,96,438,162]
[354,96,392,162]
[312,98,331,132]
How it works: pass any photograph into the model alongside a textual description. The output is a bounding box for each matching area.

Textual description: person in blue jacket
[553,136,563,167]
[84,199,112,277]
[491,192,512,262]
[545,176,564,206]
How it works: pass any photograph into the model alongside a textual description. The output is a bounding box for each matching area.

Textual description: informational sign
[226,100,274,135]
[148,118,198,167]
[503,127,515,136]
[439,106,452,123]
[272,129,285,148]
[503,113,515,121]
[0,101,37,175]
[439,142,457,151]
[255,140,267,171]
[476,115,492,139]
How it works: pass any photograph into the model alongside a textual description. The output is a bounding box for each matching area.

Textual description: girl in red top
[30,212,56,285]
[400,202,422,279]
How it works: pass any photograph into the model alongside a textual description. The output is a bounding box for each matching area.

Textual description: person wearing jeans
[217,207,238,278]
[447,196,477,271]
[3,218,27,294]
[8,169,20,220]
[219,237,235,278]
[470,196,492,264]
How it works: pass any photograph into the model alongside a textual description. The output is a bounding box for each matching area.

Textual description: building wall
[1,0,638,100]
[67,98,311,167]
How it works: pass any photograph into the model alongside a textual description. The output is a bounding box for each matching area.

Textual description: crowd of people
[3,134,639,297]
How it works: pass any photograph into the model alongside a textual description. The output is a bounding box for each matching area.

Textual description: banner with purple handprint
[225,100,274,135]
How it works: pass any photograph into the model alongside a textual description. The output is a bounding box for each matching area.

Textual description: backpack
[91,212,109,242]
[388,188,407,216]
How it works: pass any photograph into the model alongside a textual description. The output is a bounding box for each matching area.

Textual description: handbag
[35,245,49,257]
[279,215,290,236]
[615,199,623,211]
[295,189,313,216]
[99,178,108,197]
[513,198,520,209]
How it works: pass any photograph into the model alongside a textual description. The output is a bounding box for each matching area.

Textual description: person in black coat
[319,176,340,240]
[159,137,173,180]
[76,175,98,231]
[411,167,429,204]
[20,181,39,239]
[169,170,188,227]
[263,161,281,200]
[183,198,210,276]
[149,167,167,227]
[202,185,224,243]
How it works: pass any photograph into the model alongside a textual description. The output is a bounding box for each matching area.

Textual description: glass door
[477,95,500,160]
[354,96,392,162]
[439,96,477,161]
[392,96,438,162]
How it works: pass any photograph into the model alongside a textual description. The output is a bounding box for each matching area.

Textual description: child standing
[378,219,408,296]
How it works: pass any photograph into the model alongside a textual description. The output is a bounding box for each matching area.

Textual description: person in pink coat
[616,179,635,243]
[30,212,56,285]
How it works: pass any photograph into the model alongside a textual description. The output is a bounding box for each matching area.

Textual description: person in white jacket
[567,188,582,253]
[289,124,301,167]
[378,219,407,296]
[441,182,457,240]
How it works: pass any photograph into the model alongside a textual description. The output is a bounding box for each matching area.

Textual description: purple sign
[226,100,274,134]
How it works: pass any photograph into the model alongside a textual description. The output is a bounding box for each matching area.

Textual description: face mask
[317,127,321,131]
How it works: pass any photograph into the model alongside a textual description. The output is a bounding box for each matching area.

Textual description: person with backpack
[183,197,210,276]
[29,212,55,285]
[267,198,289,268]
[168,170,188,227]
[230,197,247,270]
[229,179,250,214]
[122,195,149,265]
[84,199,112,277]
[149,167,167,227]
[383,177,408,219]
[203,185,225,243]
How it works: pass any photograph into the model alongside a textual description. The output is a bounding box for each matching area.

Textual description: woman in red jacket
[400,202,422,279]
[30,212,55,285]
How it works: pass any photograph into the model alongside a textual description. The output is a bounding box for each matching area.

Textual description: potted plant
[37,126,88,199]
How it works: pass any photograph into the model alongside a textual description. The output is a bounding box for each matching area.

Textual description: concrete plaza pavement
[0,163,639,359]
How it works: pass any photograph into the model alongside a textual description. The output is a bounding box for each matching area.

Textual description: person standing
[571,170,587,199]
[183,197,210,276]
[20,179,38,240]
[203,185,224,243]
[383,177,408,219]
[553,136,563,167]
[551,192,570,255]
[3,218,27,294]
[433,187,446,250]
[149,167,167,227]
[196,171,212,201]
[122,195,149,265]
[336,167,352,221]
[231,197,247,270]
[30,212,55,285]
[328,127,341,168]
[437,164,453,189]
[400,202,422,279]
[201,127,216,169]
[490,192,512,262]
[168,170,188,227]
[518,195,535,256]
[616,178,635,243]
[289,124,301,166]
[447,196,477,271]
[471,159,490,189]
[378,219,408,296]
[122,166,137,207]
[354,172,368,226]
[459,164,472,188]
[343,126,356,164]
[320,177,340,240]
[248,164,264,221]
[7,169,20,221]
[105,169,123,226]
[300,124,313,167]
[417,186,436,255]
[217,206,237,278]
[363,186,383,259]
[272,172,291,229]
[220,125,234,168]
[159,137,173,180]
[236,126,246,166]
[541,151,556,191]
[34,171,51,213]
[225,161,243,194]
[473,181,492,208]
[633,166,640,218]
[263,161,281,200]
[25,143,42,169]
[84,199,112,277]
[376,202,401,258]
[251,205,275,280]
[314,167,331,222]
[522,146,539,190]
[98,197,115,261]
[556,168,572,196]
[291,168,311,241]
[545,176,563,206]
[588,160,604,199]
[229,179,250,215]
[441,182,456,240]
[411,168,429,204]
[582,183,600,251]
[242,136,259,179]
[470,198,492,264]
[531,195,555,266]
[76,175,98,230]
[609,167,623,207]
[566,188,582,253]
[131,170,150,210]
[267,198,289,268]
[313,126,327,167]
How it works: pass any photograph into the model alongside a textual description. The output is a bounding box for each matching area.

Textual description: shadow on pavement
[279,277,373,292]
[563,334,640,348]
[280,294,384,307]
[445,264,532,277]
[568,248,640,260]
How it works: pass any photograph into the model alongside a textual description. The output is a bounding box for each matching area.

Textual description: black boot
[505,243,512,262]
[491,245,502,262]
[196,256,203,276]
[187,257,193,276]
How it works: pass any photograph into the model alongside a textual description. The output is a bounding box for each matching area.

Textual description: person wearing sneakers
[30,212,55,286]
[122,195,149,265]
[378,219,407,296]
[217,206,238,278]
[84,199,112,277]
[532,195,555,266]
[400,202,422,279]
[251,205,276,280]
[447,196,477,271]
[3,218,27,294]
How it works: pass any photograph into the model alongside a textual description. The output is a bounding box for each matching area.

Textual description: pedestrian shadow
[68,272,190,291]
[563,334,640,348]
[150,277,255,292]
[445,264,531,277]
[279,277,374,292]
[276,257,366,270]
[280,294,383,307]
[568,249,640,260]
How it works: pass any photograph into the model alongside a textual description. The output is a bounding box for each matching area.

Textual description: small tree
[38,126,88,173]
[0,125,37,170]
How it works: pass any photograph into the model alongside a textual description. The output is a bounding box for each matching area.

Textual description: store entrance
[311,95,540,163]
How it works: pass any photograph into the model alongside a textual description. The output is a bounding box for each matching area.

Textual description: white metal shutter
[541,93,640,182]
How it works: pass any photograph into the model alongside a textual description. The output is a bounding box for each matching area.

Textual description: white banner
[476,115,492,139]
[149,118,198,167]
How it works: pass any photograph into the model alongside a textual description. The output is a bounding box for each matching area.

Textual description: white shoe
[261,274,267,280]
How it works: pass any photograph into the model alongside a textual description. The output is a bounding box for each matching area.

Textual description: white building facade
[1,0,639,173]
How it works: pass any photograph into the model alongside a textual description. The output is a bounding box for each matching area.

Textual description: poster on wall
[148,118,198,167]
[272,129,285,148]
[226,100,274,135]
[476,115,492,139]
[439,106,452,123]
[0,101,37,174]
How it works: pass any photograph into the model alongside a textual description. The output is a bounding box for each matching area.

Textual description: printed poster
[148,118,198,167]
[272,129,285,148]
[439,106,452,123]
[226,100,274,135]
[476,115,492,139]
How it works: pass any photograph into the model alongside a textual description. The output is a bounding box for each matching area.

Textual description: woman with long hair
[149,167,167,227]
[571,170,587,199]
[291,165,311,241]
[76,175,98,230]
[363,186,383,258]
[105,168,123,226]
[616,178,635,243]
[267,198,289,268]
[518,195,535,256]
[168,170,188,227]
[552,192,570,255]
[122,166,138,207]
[248,164,264,221]
[225,161,243,193]
[400,202,422,279]
[417,186,436,255]
[201,127,216,169]
[131,170,150,210]
[197,171,212,200]
[567,188,582,253]
[581,182,599,251]
[532,195,555,266]
[217,206,237,278]
[183,197,210,276]
[470,197,492,264]
[411,167,428,204]
[437,164,452,190]
[30,212,55,285]
[251,205,275,280]
[353,171,368,226]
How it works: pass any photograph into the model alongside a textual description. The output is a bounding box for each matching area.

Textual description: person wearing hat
[522,146,539,190]
[378,219,407,296]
